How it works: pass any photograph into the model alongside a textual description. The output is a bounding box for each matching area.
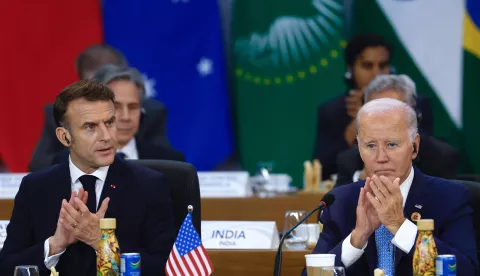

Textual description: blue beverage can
[436,254,456,276]
[121,253,141,276]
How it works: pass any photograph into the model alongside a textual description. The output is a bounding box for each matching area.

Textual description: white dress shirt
[341,167,418,267]
[43,156,110,268]
[117,138,139,160]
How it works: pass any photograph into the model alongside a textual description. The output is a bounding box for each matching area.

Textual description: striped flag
[166,213,213,276]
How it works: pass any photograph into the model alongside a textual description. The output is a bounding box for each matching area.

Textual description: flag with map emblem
[232,0,347,186]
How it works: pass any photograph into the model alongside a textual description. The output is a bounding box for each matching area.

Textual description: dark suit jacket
[312,94,433,179]
[51,141,185,166]
[336,135,459,186]
[308,168,478,276]
[29,98,169,172]
[0,157,176,276]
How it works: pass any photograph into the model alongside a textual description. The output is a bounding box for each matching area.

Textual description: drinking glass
[283,210,308,249]
[14,265,39,276]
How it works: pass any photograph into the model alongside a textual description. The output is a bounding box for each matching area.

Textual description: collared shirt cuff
[392,219,418,254]
[44,238,65,269]
[341,233,368,268]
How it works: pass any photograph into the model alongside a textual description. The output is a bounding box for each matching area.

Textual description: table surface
[208,249,308,276]
[0,195,318,275]
[201,192,325,231]
[0,192,325,230]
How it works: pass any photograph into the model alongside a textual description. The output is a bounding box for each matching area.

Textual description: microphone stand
[273,205,323,276]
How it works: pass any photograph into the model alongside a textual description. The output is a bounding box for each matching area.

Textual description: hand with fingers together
[346,89,364,119]
[49,188,89,256]
[60,196,110,251]
[351,177,381,248]
[366,175,405,235]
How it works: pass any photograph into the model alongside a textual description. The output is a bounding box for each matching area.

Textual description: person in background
[29,44,170,172]
[335,75,458,186]
[312,34,433,180]
[0,80,175,276]
[308,98,477,275]
[53,65,184,163]
[0,154,8,172]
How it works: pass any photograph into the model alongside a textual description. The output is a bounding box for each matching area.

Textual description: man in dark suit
[52,64,185,164]
[312,34,433,180]
[335,74,458,186]
[29,44,170,172]
[308,98,477,275]
[0,80,176,276]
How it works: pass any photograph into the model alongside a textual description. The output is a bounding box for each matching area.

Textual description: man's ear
[412,133,420,160]
[56,127,72,148]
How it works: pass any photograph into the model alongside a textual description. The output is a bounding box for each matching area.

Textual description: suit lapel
[365,234,378,273]
[394,167,427,268]
[98,157,125,218]
[55,161,73,201]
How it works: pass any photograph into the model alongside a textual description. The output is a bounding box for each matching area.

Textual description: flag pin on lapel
[411,212,421,222]
[110,184,116,189]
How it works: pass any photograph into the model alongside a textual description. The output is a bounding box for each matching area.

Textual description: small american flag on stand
[166,208,213,276]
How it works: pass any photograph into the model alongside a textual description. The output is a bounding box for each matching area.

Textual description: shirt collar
[117,137,138,159]
[400,166,414,208]
[69,155,109,185]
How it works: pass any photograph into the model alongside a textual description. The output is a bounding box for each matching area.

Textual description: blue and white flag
[103,0,233,170]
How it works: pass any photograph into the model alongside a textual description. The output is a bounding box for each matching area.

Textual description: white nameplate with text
[0,173,28,199]
[197,172,250,198]
[201,221,279,249]
[0,220,9,249]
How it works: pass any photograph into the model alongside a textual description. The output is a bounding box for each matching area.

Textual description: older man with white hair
[308,98,477,276]
[335,75,459,186]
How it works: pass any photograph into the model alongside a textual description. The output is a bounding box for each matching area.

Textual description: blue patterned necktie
[376,225,395,276]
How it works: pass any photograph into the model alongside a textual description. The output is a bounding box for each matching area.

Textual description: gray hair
[356,98,418,142]
[364,75,417,108]
[92,64,145,102]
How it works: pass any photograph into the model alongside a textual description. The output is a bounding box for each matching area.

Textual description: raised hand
[60,197,110,250]
[366,175,405,235]
[351,177,381,248]
[49,188,89,256]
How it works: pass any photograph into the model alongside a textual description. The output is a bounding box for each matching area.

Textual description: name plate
[0,173,28,199]
[201,221,279,249]
[198,172,250,198]
[0,220,9,249]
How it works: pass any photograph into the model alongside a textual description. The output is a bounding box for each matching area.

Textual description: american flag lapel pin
[110,184,116,189]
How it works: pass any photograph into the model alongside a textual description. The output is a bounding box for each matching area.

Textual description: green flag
[232,0,347,186]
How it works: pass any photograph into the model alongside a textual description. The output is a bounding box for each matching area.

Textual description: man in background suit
[312,34,433,180]
[336,75,458,186]
[0,80,176,276]
[308,98,477,275]
[53,64,184,164]
[29,44,170,172]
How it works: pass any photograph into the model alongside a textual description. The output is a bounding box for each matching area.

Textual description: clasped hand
[351,175,405,248]
[49,188,110,255]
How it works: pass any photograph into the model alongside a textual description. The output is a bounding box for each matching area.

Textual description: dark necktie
[116,152,127,160]
[79,175,97,213]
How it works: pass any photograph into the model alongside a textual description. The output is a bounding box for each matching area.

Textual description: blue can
[121,253,141,276]
[436,254,456,276]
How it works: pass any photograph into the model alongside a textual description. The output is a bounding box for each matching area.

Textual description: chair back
[455,179,480,262]
[129,160,201,236]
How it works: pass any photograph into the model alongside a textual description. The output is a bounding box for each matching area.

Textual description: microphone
[273,193,335,276]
